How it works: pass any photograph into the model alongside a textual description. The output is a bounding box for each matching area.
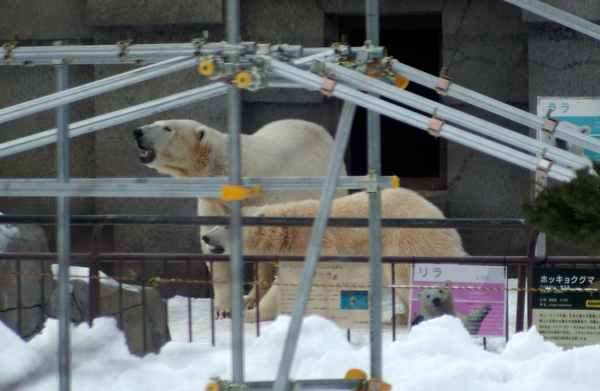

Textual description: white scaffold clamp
[435,68,452,96]
[541,109,559,137]
[192,31,209,58]
[364,170,379,193]
[310,58,337,97]
[428,109,445,138]
[117,39,132,60]
[2,41,16,63]
[536,149,553,179]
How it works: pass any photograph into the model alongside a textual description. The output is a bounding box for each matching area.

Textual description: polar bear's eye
[163,126,172,132]
[439,290,443,294]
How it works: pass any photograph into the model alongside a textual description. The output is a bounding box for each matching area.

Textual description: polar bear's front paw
[214,306,231,319]
[244,296,257,310]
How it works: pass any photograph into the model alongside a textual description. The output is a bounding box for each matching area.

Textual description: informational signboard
[278,262,370,329]
[410,264,507,337]
[537,97,600,161]
[533,268,600,348]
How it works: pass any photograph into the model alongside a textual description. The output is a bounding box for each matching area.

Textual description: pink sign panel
[410,264,507,337]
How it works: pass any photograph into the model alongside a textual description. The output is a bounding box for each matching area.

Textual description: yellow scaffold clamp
[199,60,215,76]
[205,381,220,391]
[345,368,392,391]
[221,184,261,201]
[235,71,252,88]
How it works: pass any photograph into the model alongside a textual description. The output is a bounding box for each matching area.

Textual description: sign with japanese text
[537,97,600,161]
[278,262,370,329]
[533,268,600,348]
[410,264,507,337]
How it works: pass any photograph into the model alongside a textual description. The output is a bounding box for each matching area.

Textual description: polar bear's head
[416,280,455,318]
[133,119,222,177]
[201,208,288,255]
[201,225,231,255]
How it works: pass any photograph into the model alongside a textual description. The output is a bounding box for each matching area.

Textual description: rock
[0,223,52,339]
[45,266,171,356]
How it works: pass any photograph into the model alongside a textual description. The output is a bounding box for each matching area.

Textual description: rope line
[2,270,598,293]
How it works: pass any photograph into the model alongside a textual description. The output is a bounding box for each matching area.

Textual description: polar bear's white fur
[202,188,467,323]
[134,119,347,317]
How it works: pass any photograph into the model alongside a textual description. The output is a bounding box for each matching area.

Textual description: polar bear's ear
[443,280,452,288]
[195,126,207,141]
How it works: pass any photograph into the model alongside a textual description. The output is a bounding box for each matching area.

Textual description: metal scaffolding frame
[1,0,600,390]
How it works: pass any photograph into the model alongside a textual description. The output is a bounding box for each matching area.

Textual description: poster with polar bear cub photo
[410,264,507,337]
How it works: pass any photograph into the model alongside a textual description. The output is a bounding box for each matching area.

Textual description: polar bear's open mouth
[138,148,156,164]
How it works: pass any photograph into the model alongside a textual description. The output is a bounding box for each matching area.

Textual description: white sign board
[278,262,370,329]
[537,97,600,161]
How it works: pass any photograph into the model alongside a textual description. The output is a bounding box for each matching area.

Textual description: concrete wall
[0,0,597,296]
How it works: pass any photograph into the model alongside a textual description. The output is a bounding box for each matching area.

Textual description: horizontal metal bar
[1,44,383,66]
[326,63,592,171]
[503,0,600,42]
[265,57,575,182]
[3,252,599,265]
[244,379,363,391]
[0,176,397,197]
[0,83,230,158]
[0,56,199,125]
[389,59,600,155]
[0,214,529,228]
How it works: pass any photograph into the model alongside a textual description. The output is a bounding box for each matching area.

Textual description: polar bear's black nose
[432,297,442,307]
[133,129,143,139]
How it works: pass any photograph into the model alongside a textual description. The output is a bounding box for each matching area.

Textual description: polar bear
[412,280,492,335]
[133,119,347,318]
[201,188,467,323]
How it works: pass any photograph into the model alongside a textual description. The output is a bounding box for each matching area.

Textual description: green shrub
[522,162,600,254]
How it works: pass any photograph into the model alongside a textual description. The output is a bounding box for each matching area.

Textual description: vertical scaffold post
[56,58,72,391]
[272,102,357,391]
[366,0,383,379]
[226,0,245,386]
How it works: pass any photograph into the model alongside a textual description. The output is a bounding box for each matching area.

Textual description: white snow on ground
[2,279,600,391]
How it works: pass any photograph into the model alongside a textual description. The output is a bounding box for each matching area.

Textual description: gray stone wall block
[528,27,600,108]
[322,0,444,14]
[87,0,223,26]
[0,65,96,215]
[241,1,324,47]
[442,0,528,103]
[0,0,90,40]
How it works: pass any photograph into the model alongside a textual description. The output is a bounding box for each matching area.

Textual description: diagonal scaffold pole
[264,57,576,182]
[323,62,592,172]
[272,101,357,391]
[502,0,600,42]
[388,59,600,155]
[0,56,200,125]
[0,82,229,158]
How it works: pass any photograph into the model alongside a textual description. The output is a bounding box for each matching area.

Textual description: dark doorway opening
[336,15,446,190]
